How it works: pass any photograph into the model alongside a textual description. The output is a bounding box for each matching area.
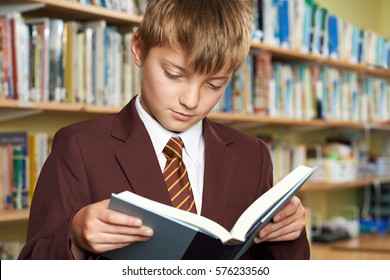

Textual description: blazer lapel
[201,119,238,224]
[112,98,172,205]
[111,99,238,221]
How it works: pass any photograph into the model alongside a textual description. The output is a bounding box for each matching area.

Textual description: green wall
[316,0,389,38]
[381,0,390,38]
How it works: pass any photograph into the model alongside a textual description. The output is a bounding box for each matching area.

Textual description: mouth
[172,110,194,121]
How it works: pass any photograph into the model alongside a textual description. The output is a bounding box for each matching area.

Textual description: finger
[255,218,305,243]
[255,229,303,243]
[262,209,304,236]
[101,224,154,238]
[76,216,153,248]
[102,210,144,227]
[273,196,301,222]
[99,231,153,244]
[82,219,154,244]
[88,234,152,254]
[82,225,154,254]
[85,199,144,228]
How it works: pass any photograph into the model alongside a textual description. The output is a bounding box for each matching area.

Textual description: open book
[103,165,316,260]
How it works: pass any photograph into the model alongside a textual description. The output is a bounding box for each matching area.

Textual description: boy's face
[132,37,232,133]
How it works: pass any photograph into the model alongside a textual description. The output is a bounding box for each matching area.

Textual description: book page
[114,191,234,242]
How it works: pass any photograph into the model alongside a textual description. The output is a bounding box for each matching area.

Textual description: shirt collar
[135,94,203,162]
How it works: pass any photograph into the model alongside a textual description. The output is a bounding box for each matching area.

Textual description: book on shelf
[63,21,79,104]
[84,20,106,106]
[253,50,272,115]
[102,165,317,260]
[327,14,339,59]
[0,15,13,100]
[278,0,290,49]
[230,55,254,114]
[76,0,142,15]
[253,0,389,69]
[25,17,51,103]
[48,19,65,102]
[0,131,49,210]
[0,131,29,210]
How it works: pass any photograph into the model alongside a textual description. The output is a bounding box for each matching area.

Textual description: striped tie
[162,137,197,213]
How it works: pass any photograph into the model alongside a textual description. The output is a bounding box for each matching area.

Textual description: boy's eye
[165,71,181,79]
[208,83,223,90]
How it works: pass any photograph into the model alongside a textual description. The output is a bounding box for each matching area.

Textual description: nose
[179,84,200,109]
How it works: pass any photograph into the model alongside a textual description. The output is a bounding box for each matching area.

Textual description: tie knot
[163,137,184,159]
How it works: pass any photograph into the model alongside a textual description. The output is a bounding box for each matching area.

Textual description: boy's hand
[254,196,306,243]
[70,199,153,259]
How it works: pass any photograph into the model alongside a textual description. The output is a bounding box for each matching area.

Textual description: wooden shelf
[0,99,123,114]
[0,208,29,223]
[83,104,122,114]
[303,177,390,191]
[1,100,389,131]
[208,112,387,130]
[0,99,83,112]
[251,42,390,79]
[0,0,142,25]
[311,234,390,260]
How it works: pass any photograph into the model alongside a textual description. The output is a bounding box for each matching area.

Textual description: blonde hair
[136,0,254,74]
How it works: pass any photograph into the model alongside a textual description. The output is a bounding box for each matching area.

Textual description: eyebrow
[162,58,187,72]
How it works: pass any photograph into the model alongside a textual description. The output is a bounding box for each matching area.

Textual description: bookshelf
[252,42,390,79]
[0,99,122,115]
[0,0,143,25]
[2,176,390,225]
[2,100,387,129]
[0,208,30,223]
[311,233,390,260]
[302,177,390,191]
[0,0,389,258]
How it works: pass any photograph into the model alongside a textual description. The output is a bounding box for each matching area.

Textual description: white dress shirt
[135,94,205,213]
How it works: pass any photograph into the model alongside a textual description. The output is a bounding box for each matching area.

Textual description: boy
[19,0,309,259]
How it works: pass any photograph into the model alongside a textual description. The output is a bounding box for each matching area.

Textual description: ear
[131,33,143,67]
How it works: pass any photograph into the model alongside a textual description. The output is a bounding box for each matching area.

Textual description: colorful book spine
[278,0,290,49]
[253,51,272,114]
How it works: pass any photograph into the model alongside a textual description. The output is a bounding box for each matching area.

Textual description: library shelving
[310,233,390,260]
[2,177,390,225]
[0,99,123,115]
[0,0,143,25]
[251,42,390,79]
[2,99,388,129]
[0,0,389,258]
[0,208,30,223]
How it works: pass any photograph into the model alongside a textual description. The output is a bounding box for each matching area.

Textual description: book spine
[12,146,24,209]
[1,132,48,210]
[48,19,65,102]
[10,15,18,100]
[1,145,14,210]
[278,0,290,49]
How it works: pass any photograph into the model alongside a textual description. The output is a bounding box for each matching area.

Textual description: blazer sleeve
[18,127,92,259]
[243,139,311,260]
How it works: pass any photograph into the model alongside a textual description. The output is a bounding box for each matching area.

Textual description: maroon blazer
[18,96,310,259]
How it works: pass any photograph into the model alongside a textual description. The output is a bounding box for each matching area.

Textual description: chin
[167,127,185,133]
[163,123,188,133]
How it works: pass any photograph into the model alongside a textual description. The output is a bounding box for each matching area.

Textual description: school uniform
[18,95,310,259]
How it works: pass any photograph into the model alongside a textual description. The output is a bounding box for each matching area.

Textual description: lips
[172,110,194,121]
